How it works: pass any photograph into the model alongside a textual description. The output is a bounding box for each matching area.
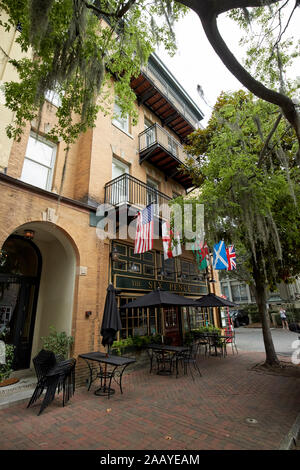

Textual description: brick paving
[0,351,300,450]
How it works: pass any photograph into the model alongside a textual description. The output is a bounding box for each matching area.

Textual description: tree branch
[117,0,137,18]
[257,113,282,167]
[177,0,300,157]
[178,0,285,16]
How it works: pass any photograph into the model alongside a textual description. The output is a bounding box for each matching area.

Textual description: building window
[112,102,130,134]
[119,297,161,338]
[221,285,230,299]
[45,89,62,107]
[231,284,248,302]
[21,134,57,190]
[168,136,178,157]
[144,117,155,147]
[188,307,212,329]
[146,177,159,214]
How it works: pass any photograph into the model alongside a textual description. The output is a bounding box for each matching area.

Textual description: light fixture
[129,262,139,273]
[23,229,35,240]
[0,249,8,267]
[111,245,120,262]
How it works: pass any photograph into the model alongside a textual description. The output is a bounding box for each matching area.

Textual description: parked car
[289,322,300,334]
[230,310,249,328]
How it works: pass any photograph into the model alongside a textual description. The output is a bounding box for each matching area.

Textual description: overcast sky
[156,7,300,126]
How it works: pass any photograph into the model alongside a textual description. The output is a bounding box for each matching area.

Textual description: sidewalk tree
[183,90,300,367]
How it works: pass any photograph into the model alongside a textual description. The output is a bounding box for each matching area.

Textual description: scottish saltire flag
[162,221,182,260]
[226,245,236,271]
[134,204,154,254]
[213,241,228,270]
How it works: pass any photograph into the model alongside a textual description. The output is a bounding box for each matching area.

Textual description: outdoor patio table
[79,352,136,398]
[146,344,189,378]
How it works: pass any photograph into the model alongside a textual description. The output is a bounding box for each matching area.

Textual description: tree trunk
[252,261,280,366]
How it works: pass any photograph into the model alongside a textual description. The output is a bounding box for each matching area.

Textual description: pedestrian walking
[279,307,288,329]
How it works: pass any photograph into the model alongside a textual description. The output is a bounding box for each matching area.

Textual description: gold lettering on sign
[132,280,142,287]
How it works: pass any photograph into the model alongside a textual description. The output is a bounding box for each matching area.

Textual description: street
[235,327,300,357]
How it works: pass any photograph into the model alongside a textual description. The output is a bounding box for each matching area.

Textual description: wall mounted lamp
[110,245,120,262]
[23,229,35,240]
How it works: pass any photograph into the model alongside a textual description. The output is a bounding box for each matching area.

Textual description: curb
[279,412,300,449]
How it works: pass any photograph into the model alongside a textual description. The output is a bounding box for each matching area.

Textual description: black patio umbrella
[101,284,122,348]
[120,289,199,309]
[193,293,237,308]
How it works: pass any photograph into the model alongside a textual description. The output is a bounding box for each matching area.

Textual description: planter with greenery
[184,326,222,345]
[41,326,74,360]
[111,334,162,357]
[0,342,16,387]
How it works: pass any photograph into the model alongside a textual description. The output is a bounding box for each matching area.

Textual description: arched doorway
[1,222,78,371]
[0,235,41,370]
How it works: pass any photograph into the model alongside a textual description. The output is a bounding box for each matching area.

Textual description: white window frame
[21,132,57,191]
[146,177,159,215]
[144,117,155,147]
[112,101,130,134]
[45,89,62,108]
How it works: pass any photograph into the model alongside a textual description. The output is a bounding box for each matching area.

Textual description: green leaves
[0,0,187,143]
[184,90,300,286]
[41,325,74,359]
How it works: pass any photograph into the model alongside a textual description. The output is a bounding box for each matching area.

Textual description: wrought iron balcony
[104,173,172,218]
[131,54,204,141]
[138,123,194,189]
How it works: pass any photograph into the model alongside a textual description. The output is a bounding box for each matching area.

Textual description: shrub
[41,326,74,359]
[0,342,15,383]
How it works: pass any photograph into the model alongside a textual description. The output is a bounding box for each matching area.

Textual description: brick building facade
[0,19,221,384]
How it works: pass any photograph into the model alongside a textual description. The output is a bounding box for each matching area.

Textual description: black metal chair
[206,333,226,358]
[196,333,210,355]
[27,349,76,415]
[181,342,202,380]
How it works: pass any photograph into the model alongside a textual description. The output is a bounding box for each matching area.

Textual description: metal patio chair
[206,333,226,358]
[27,349,76,415]
[181,342,202,380]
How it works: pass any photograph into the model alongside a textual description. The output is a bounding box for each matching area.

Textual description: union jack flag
[226,245,236,271]
[134,204,154,254]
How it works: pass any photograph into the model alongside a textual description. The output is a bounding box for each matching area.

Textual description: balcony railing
[139,123,189,163]
[104,174,172,217]
[142,63,200,129]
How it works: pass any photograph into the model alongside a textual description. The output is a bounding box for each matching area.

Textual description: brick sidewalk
[0,351,300,450]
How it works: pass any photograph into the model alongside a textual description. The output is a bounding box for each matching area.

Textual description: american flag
[134,204,154,254]
[226,245,236,271]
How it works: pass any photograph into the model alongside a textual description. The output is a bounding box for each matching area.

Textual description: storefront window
[189,307,212,329]
[119,297,161,338]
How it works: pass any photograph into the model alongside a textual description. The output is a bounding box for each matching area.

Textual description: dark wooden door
[163,306,181,346]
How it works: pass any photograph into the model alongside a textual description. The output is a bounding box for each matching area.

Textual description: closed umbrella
[101,284,122,348]
[99,284,122,396]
